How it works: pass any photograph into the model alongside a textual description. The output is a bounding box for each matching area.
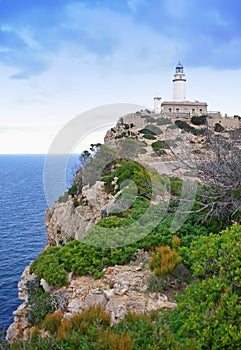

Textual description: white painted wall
[173,76,186,101]
[154,97,162,113]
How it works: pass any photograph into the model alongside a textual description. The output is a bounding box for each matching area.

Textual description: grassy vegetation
[2,143,241,348]
[3,224,241,349]
[30,161,221,288]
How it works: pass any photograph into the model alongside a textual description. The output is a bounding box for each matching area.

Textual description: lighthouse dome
[176,62,183,73]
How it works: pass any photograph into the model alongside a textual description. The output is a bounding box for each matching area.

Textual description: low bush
[155,223,241,349]
[156,117,172,125]
[214,122,225,132]
[174,120,204,135]
[143,133,156,140]
[102,159,153,198]
[143,115,156,123]
[149,236,181,276]
[115,312,157,349]
[151,140,169,153]
[30,246,68,287]
[42,311,62,335]
[169,177,183,197]
[139,124,162,136]
[152,140,168,149]
[191,115,207,125]
[58,192,69,203]
[26,278,57,326]
[189,222,241,286]
[115,131,127,139]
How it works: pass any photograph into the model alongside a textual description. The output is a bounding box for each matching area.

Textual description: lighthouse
[173,62,186,101]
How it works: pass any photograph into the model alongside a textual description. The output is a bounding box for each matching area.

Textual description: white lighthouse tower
[173,62,186,101]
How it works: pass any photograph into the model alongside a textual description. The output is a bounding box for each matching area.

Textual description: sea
[0,154,78,336]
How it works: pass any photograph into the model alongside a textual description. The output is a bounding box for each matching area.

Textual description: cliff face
[6,266,36,341]
[46,181,117,246]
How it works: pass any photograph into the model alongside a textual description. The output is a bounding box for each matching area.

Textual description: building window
[192,108,195,113]
[176,108,179,112]
[200,109,202,112]
[184,107,188,111]
[169,108,172,112]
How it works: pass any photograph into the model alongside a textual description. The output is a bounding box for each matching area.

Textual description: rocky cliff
[7,251,177,341]
[46,180,118,246]
[7,111,240,341]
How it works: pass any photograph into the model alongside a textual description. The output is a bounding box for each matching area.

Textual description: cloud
[1,0,241,80]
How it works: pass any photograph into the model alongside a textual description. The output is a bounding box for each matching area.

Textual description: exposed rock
[46,181,116,245]
[40,278,52,293]
[67,299,85,313]
[6,302,28,341]
[6,323,20,341]
[17,265,36,301]
[7,259,177,341]
[85,292,107,309]
[60,264,176,326]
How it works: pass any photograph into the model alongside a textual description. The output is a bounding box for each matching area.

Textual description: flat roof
[161,100,208,106]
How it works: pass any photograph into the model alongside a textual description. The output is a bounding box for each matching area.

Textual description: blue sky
[0,0,241,153]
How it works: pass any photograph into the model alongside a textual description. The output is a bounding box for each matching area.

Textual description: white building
[154,62,209,117]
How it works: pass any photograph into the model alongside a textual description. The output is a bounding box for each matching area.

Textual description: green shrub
[169,177,183,197]
[115,131,127,139]
[167,276,241,349]
[156,117,172,125]
[102,159,152,198]
[139,124,162,136]
[232,187,241,199]
[214,122,225,132]
[115,312,157,349]
[73,197,80,208]
[152,140,169,150]
[30,246,68,288]
[191,115,207,125]
[143,115,156,123]
[189,222,241,285]
[68,184,77,196]
[159,223,241,349]
[26,278,57,326]
[140,147,147,154]
[167,124,177,130]
[174,120,204,135]
[58,192,69,203]
[146,274,165,292]
[143,133,156,140]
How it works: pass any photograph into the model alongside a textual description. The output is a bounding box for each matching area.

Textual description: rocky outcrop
[46,181,118,245]
[7,253,177,341]
[6,266,35,341]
